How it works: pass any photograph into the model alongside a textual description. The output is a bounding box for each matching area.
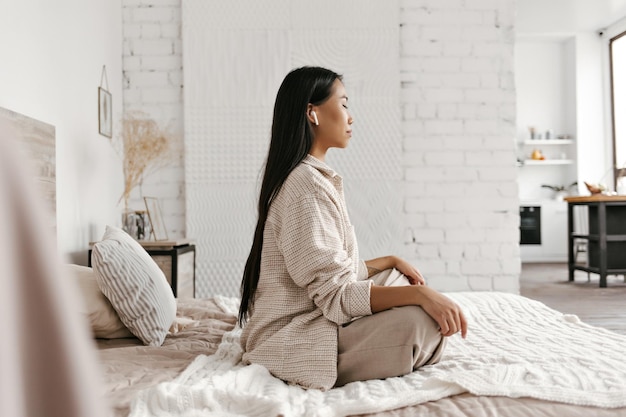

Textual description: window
[610,30,626,187]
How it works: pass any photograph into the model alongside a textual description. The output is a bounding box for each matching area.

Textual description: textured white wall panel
[186,183,257,297]
[184,30,291,108]
[184,106,272,184]
[289,0,398,29]
[342,181,403,260]
[291,30,399,98]
[183,0,401,297]
[183,0,290,30]
[327,100,402,180]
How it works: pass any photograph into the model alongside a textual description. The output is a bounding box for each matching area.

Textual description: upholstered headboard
[0,106,56,230]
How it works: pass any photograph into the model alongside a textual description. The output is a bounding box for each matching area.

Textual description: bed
[66,211,626,417]
[94,291,626,417]
[16,121,622,417]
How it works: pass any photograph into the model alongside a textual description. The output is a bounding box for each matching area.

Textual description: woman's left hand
[394,257,426,286]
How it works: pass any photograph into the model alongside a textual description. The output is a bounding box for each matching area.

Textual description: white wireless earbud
[311,111,319,126]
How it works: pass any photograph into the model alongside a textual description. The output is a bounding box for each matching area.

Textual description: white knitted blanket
[129,292,626,417]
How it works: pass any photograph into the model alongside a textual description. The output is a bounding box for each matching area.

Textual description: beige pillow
[92,225,176,346]
[64,264,134,339]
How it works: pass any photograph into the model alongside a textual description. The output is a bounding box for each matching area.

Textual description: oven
[520,205,541,245]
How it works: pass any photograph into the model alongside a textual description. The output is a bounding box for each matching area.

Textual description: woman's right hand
[370,284,468,338]
[414,286,468,338]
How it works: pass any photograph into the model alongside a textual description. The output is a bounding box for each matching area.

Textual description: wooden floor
[520,262,626,335]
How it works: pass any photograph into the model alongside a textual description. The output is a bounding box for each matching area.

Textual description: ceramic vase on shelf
[554,190,568,201]
[617,177,626,196]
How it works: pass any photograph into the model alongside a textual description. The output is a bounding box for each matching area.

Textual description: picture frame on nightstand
[144,197,168,241]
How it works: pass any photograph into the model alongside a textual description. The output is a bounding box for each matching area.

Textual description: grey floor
[520,262,626,335]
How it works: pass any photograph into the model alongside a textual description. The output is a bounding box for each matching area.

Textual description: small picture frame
[98,87,112,138]
[144,197,168,241]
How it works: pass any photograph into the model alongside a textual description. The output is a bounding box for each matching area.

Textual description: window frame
[610,29,626,188]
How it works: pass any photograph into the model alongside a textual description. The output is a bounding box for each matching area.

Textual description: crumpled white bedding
[128,292,626,417]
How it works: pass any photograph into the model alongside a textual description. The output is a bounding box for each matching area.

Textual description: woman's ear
[306,104,319,126]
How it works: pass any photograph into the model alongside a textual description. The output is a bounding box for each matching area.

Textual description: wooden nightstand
[89,239,196,298]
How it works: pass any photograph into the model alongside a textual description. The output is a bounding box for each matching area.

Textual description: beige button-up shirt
[240,155,372,390]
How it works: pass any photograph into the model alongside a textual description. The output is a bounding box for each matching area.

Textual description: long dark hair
[238,66,342,326]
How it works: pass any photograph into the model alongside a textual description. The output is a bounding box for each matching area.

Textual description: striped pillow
[91,225,176,346]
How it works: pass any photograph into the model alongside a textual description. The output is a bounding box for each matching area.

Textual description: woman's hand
[369,284,468,338]
[394,257,426,286]
[415,286,468,338]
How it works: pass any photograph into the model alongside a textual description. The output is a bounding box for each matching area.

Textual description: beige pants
[335,269,446,387]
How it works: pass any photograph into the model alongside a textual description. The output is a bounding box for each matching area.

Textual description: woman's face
[309,79,353,159]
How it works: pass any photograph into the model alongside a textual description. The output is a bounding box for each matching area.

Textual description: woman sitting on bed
[238,66,467,391]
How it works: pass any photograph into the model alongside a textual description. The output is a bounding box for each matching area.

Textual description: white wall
[517,0,626,34]
[399,1,520,292]
[516,1,626,194]
[514,35,606,262]
[122,0,185,237]
[0,0,124,263]
[515,39,578,202]
[516,41,568,141]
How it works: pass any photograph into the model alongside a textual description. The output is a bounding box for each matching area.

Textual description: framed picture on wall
[144,197,168,241]
[98,87,112,138]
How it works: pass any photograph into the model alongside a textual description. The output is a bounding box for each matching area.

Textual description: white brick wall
[399,0,520,292]
[122,0,185,239]
[123,0,521,292]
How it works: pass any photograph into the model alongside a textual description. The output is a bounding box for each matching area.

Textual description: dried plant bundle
[112,112,174,208]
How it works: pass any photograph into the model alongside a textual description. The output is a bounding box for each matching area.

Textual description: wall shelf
[523,139,574,145]
[523,159,574,165]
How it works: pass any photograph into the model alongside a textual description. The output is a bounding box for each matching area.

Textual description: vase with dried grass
[110,111,174,239]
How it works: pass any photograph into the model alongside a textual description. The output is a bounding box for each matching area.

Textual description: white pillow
[63,264,134,339]
[91,225,176,346]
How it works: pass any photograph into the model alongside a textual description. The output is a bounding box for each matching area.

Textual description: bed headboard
[0,106,56,230]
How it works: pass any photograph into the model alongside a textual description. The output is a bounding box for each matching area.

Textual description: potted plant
[541,182,578,200]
